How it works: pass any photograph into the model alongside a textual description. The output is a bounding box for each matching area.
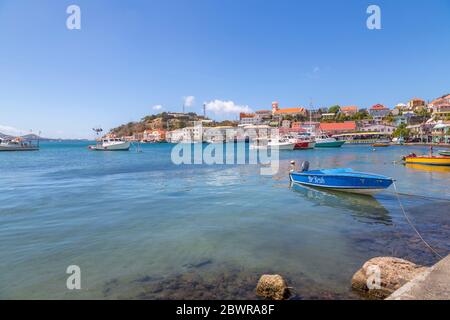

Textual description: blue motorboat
[289,163,394,195]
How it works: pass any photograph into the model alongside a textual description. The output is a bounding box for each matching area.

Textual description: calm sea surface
[1,142,449,299]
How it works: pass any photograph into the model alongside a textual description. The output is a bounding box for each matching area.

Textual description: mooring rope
[386,191,450,203]
[392,182,444,259]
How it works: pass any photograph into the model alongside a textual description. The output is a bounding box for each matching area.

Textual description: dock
[387,254,450,300]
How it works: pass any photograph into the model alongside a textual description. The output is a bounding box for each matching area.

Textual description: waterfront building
[166,125,203,142]
[319,121,357,135]
[340,106,359,116]
[407,124,434,143]
[432,122,450,144]
[359,124,396,135]
[142,129,166,142]
[333,132,392,144]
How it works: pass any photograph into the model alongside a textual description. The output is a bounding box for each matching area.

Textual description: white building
[359,124,396,134]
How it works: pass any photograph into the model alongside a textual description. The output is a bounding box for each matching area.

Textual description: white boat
[284,134,316,150]
[0,138,39,151]
[89,137,130,151]
[250,138,295,150]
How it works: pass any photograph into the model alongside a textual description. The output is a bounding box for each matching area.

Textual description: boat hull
[372,143,390,147]
[293,142,315,150]
[0,146,39,151]
[315,141,345,148]
[404,156,450,166]
[438,150,450,157]
[89,141,131,151]
[289,170,393,195]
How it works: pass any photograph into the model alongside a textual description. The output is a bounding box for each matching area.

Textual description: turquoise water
[0,142,449,299]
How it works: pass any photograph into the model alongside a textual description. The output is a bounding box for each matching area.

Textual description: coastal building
[359,124,396,135]
[340,106,358,116]
[395,103,408,112]
[255,110,273,121]
[142,129,166,142]
[432,122,450,144]
[239,113,261,126]
[166,125,203,142]
[319,121,357,135]
[407,124,433,143]
[407,98,426,111]
[394,112,422,126]
[429,94,450,114]
[271,101,307,117]
[321,113,336,120]
[281,120,291,128]
[203,126,235,142]
[369,104,391,118]
[435,105,450,119]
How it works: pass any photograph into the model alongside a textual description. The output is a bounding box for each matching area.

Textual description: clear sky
[0,0,449,139]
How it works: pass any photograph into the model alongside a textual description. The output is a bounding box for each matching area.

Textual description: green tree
[328,105,341,114]
[393,123,411,139]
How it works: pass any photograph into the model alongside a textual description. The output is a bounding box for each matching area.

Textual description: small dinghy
[289,161,394,195]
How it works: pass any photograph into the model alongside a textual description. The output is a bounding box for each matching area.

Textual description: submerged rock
[256,274,291,300]
[351,257,428,299]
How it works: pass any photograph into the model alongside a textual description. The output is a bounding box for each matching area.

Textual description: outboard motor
[301,161,310,172]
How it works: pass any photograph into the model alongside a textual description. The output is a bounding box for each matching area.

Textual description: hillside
[110,112,212,137]
[0,132,53,141]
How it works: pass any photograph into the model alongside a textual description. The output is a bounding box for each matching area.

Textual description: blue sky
[0,0,449,138]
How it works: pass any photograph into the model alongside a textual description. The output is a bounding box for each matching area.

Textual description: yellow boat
[372,143,390,147]
[403,155,450,166]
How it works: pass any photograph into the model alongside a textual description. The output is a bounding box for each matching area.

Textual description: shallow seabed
[0,142,449,299]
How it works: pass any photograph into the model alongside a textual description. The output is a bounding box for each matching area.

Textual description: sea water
[0,142,449,299]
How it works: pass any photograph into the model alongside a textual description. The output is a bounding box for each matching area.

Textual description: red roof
[274,108,306,114]
[341,106,358,111]
[370,104,388,110]
[319,121,356,132]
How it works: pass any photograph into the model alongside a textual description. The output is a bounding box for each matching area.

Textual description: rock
[256,275,291,300]
[351,257,428,299]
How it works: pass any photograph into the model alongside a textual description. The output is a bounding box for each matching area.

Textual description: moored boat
[88,137,131,151]
[283,134,315,150]
[314,135,346,148]
[289,162,394,195]
[250,138,295,150]
[0,138,39,151]
[403,153,450,166]
[438,150,450,157]
[372,140,391,147]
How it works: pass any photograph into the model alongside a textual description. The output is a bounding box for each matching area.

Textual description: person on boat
[430,145,434,156]
[290,160,296,172]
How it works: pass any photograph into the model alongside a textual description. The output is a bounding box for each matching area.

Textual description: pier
[387,254,450,300]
